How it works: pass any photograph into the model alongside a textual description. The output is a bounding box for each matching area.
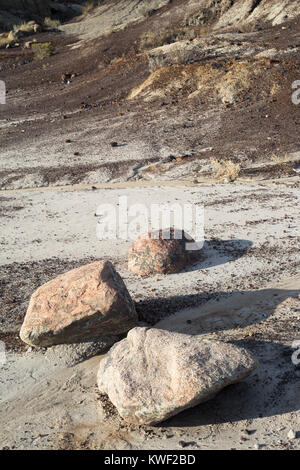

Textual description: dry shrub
[13,21,36,34]
[216,64,252,105]
[148,45,191,72]
[147,54,166,73]
[0,21,40,48]
[32,42,54,60]
[110,56,125,66]
[270,82,281,96]
[0,30,17,48]
[270,153,290,164]
[128,58,283,105]
[168,44,191,65]
[128,62,224,100]
[237,21,258,33]
[211,158,241,182]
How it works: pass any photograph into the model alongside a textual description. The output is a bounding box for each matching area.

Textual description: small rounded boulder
[128,228,201,276]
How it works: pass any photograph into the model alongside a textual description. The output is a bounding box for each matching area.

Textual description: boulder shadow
[185,238,253,272]
[136,285,298,329]
[149,285,300,427]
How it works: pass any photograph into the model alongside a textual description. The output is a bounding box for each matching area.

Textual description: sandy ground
[0,0,299,451]
[61,0,171,41]
[0,274,299,450]
[0,179,299,450]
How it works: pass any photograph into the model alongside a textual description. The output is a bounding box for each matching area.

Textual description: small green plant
[44,17,61,30]
[32,42,55,60]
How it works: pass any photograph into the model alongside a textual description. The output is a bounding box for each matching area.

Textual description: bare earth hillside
[0,0,299,451]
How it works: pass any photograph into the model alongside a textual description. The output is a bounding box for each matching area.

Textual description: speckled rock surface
[97,327,258,425]
[128,228,201,276]
[20,260,137,347]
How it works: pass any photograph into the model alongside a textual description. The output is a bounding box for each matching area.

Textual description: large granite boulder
[128,228,200,276]
[20,261,137,348]
[98,327,258,425]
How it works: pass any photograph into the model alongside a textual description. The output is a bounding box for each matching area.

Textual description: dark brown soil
[1,11,300,181]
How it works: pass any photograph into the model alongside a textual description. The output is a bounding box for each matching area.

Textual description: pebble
[287,429,296,440]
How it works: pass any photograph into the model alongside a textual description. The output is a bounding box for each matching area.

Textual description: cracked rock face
[20,260,137,347]
[97,327,258,425]
[128,228,201,276]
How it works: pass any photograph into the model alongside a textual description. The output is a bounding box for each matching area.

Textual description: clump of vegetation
[148,44,191,72]
[44,17,61,30]
[147,53,165,73]
[211,158,241,182]
[270,153,290,164]
[32,42,55,60]
[270,82,281,97]
[82,0,102,16]
[184,12,206,27]
[0,19,43,48]
[147,38,195,73]
[0,30,18,49]
[140,24,210,51]
[110,56,125,66]
[167,43,191,64]
[13,21,36,34]
[236,21,258,33]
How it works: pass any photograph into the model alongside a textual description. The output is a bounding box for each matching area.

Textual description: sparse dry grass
[0,31,17,48]
[216,63,252,105]
[270,82,281,96]
[140,24,210,51]
[13,21,35,34]
[168,44,191,65]
[0,20,40,48]
[129,57,282,106]
[44,17,61,30]
[270,153,290,164]
[82,2,94,16]
[237,21,258,33]
[147,53,165,73]
[211,158,241,182]
[110,56,125,66]
[82,0,102,16]
[148,44,191,72]
[32,42,55,60]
